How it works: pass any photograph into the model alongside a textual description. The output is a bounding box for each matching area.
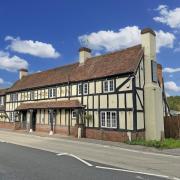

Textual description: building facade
[0,28,165,142]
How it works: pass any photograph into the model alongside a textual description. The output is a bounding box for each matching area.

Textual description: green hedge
[126,138,180,149]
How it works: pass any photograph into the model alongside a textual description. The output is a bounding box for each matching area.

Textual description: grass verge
[126,138,180,149]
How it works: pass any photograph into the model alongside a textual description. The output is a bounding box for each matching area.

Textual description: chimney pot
[79,47,91,64]
[19,68,28,79]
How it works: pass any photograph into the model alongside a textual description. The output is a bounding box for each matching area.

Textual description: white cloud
[79,26,175,53]
[0,51,28,72]
[155,30,175,53]
[0,78,4,84]
[163,67,180,73]
[164,81,180,92]
[154,5,180,28]
[5,36,60,58]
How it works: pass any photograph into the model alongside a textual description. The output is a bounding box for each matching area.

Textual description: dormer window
[103,80,114,93]
[49,88,56,98]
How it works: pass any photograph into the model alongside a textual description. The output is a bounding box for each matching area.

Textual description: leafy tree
[167,96,180,111]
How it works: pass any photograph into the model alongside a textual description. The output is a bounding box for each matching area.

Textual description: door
[22,111,27,129]
[32,111,37,131]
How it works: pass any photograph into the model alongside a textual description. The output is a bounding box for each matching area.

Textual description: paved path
[0,142,167,180]
[0,130,179,179]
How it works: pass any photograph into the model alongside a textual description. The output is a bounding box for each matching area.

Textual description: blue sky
[0,0,179,96]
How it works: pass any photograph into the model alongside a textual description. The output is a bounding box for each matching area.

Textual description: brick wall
[0,121,14,129]
[85,128,145,142]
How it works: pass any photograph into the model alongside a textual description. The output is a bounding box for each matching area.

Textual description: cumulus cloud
[153,5,180,28]
[163,67,180,73]
[5,36,60,58]
[0,51,28,72]
[0,78,4,84]
[164,81,180,92]
[79,26,175,53]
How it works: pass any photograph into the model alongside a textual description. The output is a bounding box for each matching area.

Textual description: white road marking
[57,153,68,156]
[56,153,93,167]
[95,166,172,179]
[69,154,93,167]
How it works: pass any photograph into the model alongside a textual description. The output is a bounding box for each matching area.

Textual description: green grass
[126,138,180,149]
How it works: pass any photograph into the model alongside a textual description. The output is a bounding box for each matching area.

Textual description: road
[0,130,179,179]
[0,142,167,180]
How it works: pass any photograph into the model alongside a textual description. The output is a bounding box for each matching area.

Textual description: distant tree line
[167,96,180,111]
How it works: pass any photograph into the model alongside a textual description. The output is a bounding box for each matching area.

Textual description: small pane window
[30,91,34,100]
[109,80,114,92]
[100,111,117,128]
[78,84,82,95]
[107,112,111,127]
[49,88,56,98]
[83,83,88,95]
[72,110,76,118]
[101,112,106,127]
[104,80,114,92]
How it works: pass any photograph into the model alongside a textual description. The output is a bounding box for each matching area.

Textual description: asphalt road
[0,131,179,179]
[0,142,166,180]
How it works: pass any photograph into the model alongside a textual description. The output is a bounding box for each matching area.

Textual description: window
[83,83,88,95]
[78,84,82,95]
[0,97,4,105]
[49,88,56,98]
[103,80,114,92]
[151,61,157,82]
[9,112,15,122]
[72,110,76,118]
[30,91,35,100]
[10,93,18,102]
[100,111,117,128]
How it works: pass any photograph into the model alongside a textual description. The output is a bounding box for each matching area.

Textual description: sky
[0,0,179,96]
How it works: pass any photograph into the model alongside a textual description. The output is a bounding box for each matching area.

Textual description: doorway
[22,111,27,129]
[32,110,37,131]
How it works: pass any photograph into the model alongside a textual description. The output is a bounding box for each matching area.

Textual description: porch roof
[16,100,83,110]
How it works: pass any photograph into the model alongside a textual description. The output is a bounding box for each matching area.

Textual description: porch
[15,100,85,136]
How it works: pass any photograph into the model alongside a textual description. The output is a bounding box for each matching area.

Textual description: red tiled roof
[8,45,143,92]
[16,100,83,110]
[0,89,8,96]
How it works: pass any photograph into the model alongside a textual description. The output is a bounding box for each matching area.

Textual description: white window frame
[83,83,88,95]
[9,112,15,122]
[103,80,114,93]
[0,96,4,105]
[72,110,76,118]
[78,84,82,95]
[30,91,35,100]
[100,111,117,128]
[49,88,56,98]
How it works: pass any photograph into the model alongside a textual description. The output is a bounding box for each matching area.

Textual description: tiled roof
[0,89,8,96]
[8,45,143,92]
[15,100,83,110]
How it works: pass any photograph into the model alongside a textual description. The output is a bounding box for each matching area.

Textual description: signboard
[151,60,157,83]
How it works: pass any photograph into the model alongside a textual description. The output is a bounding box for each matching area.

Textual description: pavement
[0,129,180,179]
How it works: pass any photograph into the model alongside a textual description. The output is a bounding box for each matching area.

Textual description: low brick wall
[85,128,145,142]
[36,124,76,136]
[0,121,15,129]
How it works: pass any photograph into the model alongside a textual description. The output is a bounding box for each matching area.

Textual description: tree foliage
[167,96,180,111]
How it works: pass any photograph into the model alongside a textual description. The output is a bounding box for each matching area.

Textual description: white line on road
[56,153,93,167]
[57,153,68,156]
[95,165,173,179]
[69,154,93,167]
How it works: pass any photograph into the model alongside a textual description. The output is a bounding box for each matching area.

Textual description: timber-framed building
[0,28,166,141]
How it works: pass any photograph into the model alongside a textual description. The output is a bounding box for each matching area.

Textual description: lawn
[126,138,180,149]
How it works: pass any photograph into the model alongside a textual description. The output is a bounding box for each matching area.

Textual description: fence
[164,115,180,139]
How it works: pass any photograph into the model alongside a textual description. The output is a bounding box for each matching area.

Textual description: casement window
[78,83,88,95]
[78,84,82,95]
[72,110,76,118]
[9,112,15,122]
[30,91,35,100]
[83,83,88,95]
[100,111,117,128]
[0,97,4,105]
[10,93,18,102]
[103,80,114,92]
[49,88,56,98]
